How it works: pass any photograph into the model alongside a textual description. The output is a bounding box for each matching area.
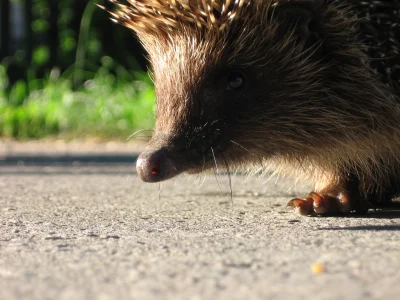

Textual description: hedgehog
[105,0,400,216]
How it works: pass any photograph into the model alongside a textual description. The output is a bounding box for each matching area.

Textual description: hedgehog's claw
[287,197,314,216]
[287,191,353,216]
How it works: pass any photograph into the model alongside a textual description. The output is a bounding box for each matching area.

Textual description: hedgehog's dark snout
[136,124,225,182]
[136,149,180,182]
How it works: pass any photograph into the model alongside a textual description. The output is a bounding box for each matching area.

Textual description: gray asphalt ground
[1,147,400,300]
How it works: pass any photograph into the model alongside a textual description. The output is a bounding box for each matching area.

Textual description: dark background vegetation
[0,0,155,140]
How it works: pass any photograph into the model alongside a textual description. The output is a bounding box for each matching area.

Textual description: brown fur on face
[107,0,400,201]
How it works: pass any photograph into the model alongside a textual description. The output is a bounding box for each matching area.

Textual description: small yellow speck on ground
[311,263,325,274]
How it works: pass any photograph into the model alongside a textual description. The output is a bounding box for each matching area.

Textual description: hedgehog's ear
[274,0,323,40]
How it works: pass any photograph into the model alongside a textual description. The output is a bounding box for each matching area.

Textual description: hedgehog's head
[108,0,391,182]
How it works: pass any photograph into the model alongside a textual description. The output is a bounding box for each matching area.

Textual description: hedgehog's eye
[227,73,245,90]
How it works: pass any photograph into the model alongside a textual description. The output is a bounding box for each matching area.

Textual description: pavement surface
[0,142,400,300]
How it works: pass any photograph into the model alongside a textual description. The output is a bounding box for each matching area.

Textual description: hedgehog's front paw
[287,191,358,216]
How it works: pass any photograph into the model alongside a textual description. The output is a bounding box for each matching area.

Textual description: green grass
[0,58,155,140]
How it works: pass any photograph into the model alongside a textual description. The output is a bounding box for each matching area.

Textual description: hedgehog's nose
[136,149,179,182]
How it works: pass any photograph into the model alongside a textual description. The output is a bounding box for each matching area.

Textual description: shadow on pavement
[0,154,139,175]
[0,154,138,165]
[320,224,400,231]
[0,170,137,175]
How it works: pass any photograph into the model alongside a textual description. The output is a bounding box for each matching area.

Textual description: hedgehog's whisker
[126,137,153,141]
[213,168,223,193]
[223,156,234,207]
[197,153,207,185]
[211,147,219,173]
[211,147,223,192]
[230,140,254,156]
[158,182,162,203]
[127,129,154,141]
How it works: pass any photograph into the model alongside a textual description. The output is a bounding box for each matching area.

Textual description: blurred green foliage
[0,0,154,140]
[0,59,155,139]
